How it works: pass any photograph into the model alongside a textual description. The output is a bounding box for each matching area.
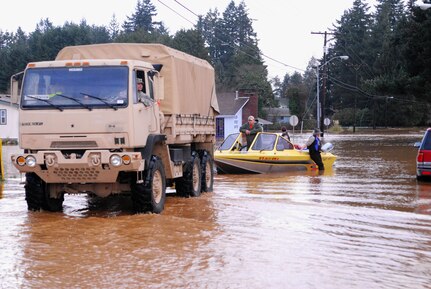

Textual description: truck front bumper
[11,150,145,184]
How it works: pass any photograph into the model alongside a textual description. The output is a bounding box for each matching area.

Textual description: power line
[328,75,430,106]
[173,0,200,18]
[158,0,306,73]
[158,0,195,26]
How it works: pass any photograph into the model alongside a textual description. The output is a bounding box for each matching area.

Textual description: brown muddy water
[1,130,431,289]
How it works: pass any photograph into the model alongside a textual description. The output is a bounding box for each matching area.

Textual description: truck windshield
[21,66,128,110]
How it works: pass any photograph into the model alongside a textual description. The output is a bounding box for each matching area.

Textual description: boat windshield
[218,133,240,150]
[276,137,294,151]
[251,133,277,151]
[21,66,128,110]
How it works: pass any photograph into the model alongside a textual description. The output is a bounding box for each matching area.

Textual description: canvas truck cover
[56,43,219,116]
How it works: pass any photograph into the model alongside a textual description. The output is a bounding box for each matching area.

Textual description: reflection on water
[2,131,431,288]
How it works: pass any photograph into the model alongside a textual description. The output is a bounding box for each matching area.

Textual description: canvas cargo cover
[56,43,219,116]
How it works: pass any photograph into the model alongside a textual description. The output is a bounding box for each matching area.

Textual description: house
[263,107,291,124]
[216,91,271,140]
[0,95,19,140]
[260,95,292,125]
[215,92,249,140]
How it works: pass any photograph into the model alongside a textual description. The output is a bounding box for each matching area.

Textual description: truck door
[132,69,159,147]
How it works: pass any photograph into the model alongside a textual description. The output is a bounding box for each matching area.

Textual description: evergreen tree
[371,0,406,78]
[286,72,308,117]
[0,28,30,92]
[329,0,373,120]
[398,1,431,125]
[198,10,222,60]
[198,1,273,110]
[171,29,210,61]
[271,76,283,99]
[367,0,415,126]
[123,0,158,33]
[108,14,120,40]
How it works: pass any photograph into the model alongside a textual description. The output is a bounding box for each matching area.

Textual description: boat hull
[214,152,336,174]
[215,157,313,174]
[214,132,336,174]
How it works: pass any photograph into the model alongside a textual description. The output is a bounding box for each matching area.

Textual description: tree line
[0,0,273,117]
[274,0,431,127]
[1,0,430,126]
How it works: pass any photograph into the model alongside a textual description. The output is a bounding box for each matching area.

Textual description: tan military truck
[10,43,218,213]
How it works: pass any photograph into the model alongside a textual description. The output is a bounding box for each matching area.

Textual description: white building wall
[0,102,19,139]
[223,109,243,139]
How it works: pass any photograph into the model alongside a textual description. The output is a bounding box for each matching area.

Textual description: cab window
[133,69,146,104]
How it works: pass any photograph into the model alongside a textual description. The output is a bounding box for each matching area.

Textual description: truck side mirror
[10,72,24,104]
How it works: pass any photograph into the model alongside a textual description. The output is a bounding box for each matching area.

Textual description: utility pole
[372,97,376,130]
[311,31,335,137]
[351,63,362,133]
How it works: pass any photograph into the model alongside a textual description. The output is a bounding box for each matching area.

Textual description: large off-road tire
[199,150,214,193]
[25,173,64,212]
[131,156,166,214]
[176,152,202,197]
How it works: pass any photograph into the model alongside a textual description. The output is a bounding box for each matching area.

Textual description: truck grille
[53,167,100,182]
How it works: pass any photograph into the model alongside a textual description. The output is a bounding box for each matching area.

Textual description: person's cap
[137,78,143,84]
[313,128,321,135]
[248,116,255,121]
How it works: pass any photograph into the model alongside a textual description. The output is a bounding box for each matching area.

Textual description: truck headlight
[26,156,37,167]
[110,155,122,167]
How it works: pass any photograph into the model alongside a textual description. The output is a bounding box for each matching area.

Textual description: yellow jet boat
[214,132,336,174]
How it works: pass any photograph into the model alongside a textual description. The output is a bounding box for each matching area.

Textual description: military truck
[10,43,219,213]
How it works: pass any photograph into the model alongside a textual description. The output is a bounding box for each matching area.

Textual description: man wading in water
[306,128,324,170]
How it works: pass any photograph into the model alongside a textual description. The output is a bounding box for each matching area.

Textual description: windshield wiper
[25,95,63,111]
[55,93,92,111]
[80,92,118,111]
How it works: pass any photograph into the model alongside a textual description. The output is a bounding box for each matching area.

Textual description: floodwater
[1,130,431,289]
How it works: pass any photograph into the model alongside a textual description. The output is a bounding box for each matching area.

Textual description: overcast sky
[0,0,379,78]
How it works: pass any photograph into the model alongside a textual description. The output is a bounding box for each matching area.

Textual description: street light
[314,55,349,135]
[416,0,431,10]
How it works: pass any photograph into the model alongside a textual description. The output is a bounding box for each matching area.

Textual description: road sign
[324,118,331,126]
[289,115,299,127]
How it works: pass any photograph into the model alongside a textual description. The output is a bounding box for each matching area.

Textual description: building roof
[256,117,273,125]
[216,92,249,117]
[263,107,291,116]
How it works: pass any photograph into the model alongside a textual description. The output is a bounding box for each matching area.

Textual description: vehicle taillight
[418,151,424,162]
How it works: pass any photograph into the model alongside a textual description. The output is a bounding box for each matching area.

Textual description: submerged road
[1,130,431,288]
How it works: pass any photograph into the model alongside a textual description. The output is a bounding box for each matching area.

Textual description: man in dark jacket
[239,115,263,149]
[306,128,324,170]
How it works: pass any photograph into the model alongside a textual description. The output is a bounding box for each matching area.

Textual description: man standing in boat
[239,115,263,150]
[306,128,324,170]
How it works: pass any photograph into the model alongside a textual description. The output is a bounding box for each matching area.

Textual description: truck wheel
[200,150,214,192]
[176,152,202,197]
[25,173,64,212]
[132,156,166,214]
